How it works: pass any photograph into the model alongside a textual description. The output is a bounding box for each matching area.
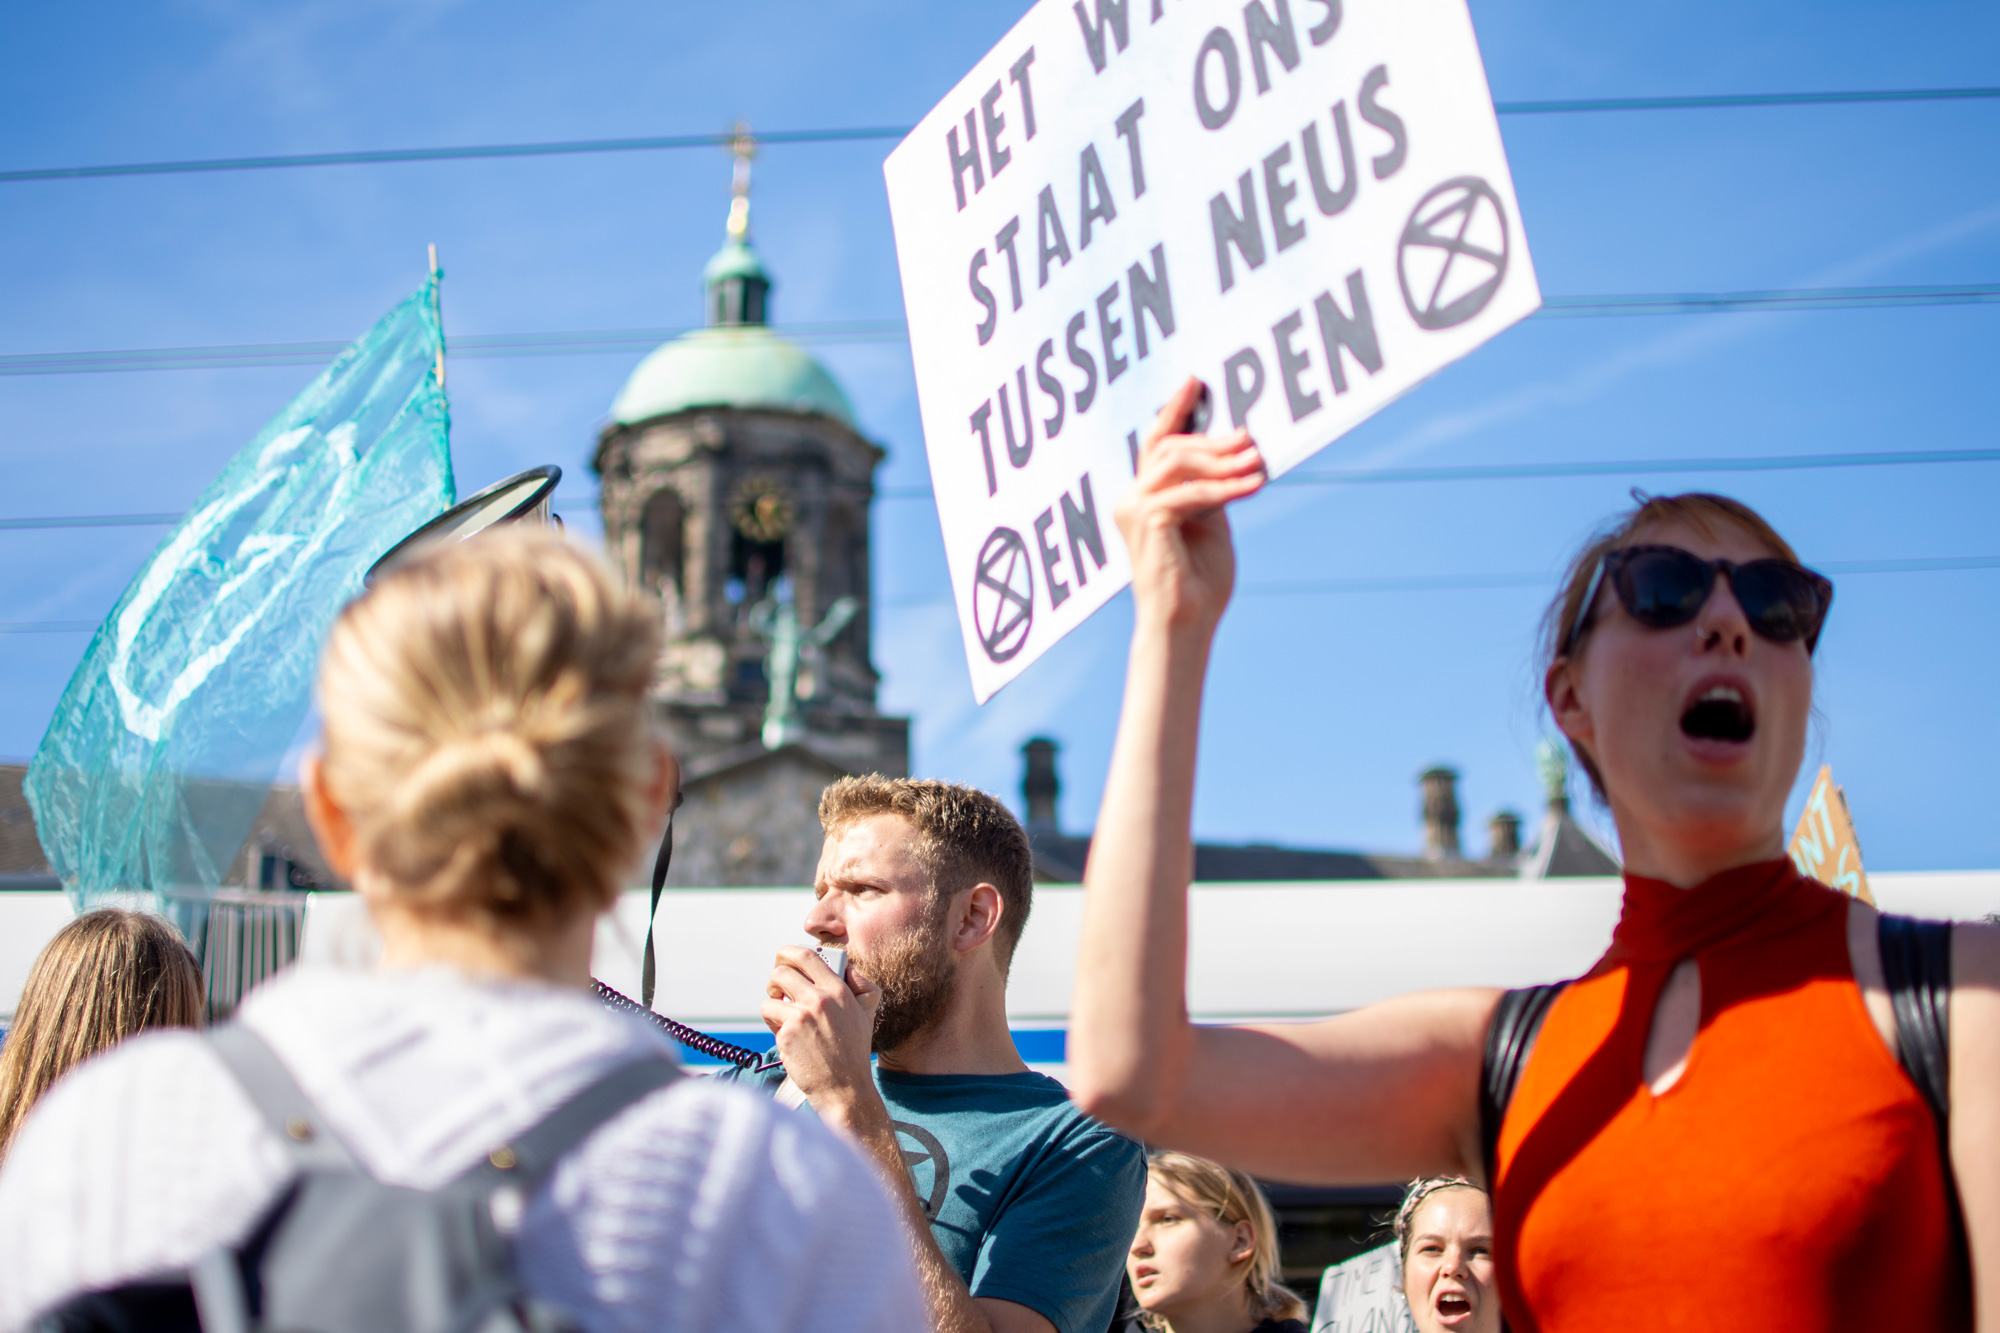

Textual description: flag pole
[427,242,445,390]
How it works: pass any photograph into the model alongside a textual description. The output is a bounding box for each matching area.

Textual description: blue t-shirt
[723,1057,1145,1333]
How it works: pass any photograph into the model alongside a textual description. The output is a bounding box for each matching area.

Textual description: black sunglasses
[1564,544,1833,656]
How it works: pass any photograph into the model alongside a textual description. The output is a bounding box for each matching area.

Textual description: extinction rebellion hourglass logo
[1397,177,1511,331]
[973,527,1035,662]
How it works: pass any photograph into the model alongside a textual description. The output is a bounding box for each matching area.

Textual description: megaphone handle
[642,815,674,1011]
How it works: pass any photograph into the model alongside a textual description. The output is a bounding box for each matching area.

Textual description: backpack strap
[456,1054,683,1199]
[205,1024,361,1174]
[1479,983,1567,1190]
[1874,912,1968,1289]
[1877,913,1952,1134]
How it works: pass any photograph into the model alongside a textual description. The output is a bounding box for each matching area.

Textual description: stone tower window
[640,489,685,627]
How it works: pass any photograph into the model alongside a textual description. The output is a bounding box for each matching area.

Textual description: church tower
[594,134,909,885]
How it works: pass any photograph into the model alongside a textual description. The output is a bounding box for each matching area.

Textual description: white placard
[885,0,1539,700]
[1313,1242,1417,1333]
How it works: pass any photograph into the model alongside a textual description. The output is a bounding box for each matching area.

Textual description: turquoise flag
[26,277,456,908]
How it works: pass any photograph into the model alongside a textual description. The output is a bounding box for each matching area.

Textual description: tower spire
[726,122,755,242]
[704,123,771,327]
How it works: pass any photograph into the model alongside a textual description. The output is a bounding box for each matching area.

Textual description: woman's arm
[1068,380,1495,1183]
[1950,921,2000,1331]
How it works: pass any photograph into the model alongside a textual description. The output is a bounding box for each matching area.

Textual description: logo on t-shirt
[893,1121,951,1220]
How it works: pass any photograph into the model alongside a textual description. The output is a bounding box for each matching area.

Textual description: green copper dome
[611,234,855,429]
[611,325,855,427]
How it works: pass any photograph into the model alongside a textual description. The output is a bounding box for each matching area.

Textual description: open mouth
[1436,1294,1472,1320]
[1681,685,1754,743]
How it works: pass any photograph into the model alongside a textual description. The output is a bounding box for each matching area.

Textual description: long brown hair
[1145,1150,1306,1325]
[0,908,203,1157]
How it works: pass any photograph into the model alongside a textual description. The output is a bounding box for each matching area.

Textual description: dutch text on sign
[887,0,1540,700]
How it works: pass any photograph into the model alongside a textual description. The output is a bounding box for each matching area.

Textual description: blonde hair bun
[317,527,663,928]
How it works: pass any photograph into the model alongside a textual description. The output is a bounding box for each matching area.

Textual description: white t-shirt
[0,965,924,1333]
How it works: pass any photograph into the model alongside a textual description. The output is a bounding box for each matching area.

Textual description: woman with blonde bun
[1127,1151,1306,1333]
[0,529,923,1333]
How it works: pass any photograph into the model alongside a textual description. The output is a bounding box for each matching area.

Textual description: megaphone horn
[367,464,563,585]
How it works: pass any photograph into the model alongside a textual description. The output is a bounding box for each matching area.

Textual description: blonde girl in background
[0,908,203,1160]
[1128,1150,1307,1333]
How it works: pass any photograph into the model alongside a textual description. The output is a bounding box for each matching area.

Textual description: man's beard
[857,907,958,1054]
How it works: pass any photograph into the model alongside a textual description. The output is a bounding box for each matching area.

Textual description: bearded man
[725,776,1145,1333]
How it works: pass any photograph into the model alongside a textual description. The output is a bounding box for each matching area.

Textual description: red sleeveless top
[1493,859,1966,1331]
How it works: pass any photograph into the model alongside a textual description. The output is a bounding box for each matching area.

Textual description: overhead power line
[3,87,1995,185]
[1239,555,2000,598]
[873,445,2000,501]
[1269,446,2000,488]
[7,447,1997,533]
[0,512,183,531]
[16,556,1997,629]
[1539,284,2000,316]
[0,320,910,375]
[1495,86,2000,115]
[3,284,1994,377]
[0,126,910,185]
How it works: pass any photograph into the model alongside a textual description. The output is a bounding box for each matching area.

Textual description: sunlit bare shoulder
[1952,916,2000,992]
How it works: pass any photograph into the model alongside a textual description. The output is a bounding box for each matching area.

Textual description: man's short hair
[819,775,1035,971]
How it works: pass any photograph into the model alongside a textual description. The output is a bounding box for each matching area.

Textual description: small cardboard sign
[884,0,1539,699]
[1312,1242,1417,1333]
[1788,765,1872,903]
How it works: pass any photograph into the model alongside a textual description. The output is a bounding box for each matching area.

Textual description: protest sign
[1312,1242,1416,1333]
[1789,765,1873,903]
[885,0,1540,699]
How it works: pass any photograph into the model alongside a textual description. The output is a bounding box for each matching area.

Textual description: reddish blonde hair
[1540,492,1804,798]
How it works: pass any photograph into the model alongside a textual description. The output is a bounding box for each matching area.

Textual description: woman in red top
[1069,380,2000,1330]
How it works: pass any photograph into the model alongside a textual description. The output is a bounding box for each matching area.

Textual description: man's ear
[950,882,1005,956]
[301,753,359,880]
[647,740,682,833]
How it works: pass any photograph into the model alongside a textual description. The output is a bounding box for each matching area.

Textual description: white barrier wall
[8,874,1998,1045]
[0,892,76,1016]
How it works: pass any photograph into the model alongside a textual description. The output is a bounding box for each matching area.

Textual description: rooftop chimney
[1487,810,1522,862]
[1419,766,1462,860]
[1022,737,1060,835]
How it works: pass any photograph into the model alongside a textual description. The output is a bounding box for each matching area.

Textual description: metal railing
[159,887,310,1019]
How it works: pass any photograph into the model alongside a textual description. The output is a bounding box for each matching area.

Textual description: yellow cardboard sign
[1788,766,1872,904]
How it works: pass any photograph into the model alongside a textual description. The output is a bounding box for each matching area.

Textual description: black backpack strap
[205,1025,361,1174]
[457,1054,682,1198]
[1878,913,1952,1133]
[1875,912,1968,1293]
[1479,983,1567,1190]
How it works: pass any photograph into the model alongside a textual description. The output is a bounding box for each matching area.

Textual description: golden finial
[725,121,755,242]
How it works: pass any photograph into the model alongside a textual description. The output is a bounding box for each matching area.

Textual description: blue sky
[1,0,1997,870]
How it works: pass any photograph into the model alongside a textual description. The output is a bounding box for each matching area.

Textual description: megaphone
[366,464,562,585]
